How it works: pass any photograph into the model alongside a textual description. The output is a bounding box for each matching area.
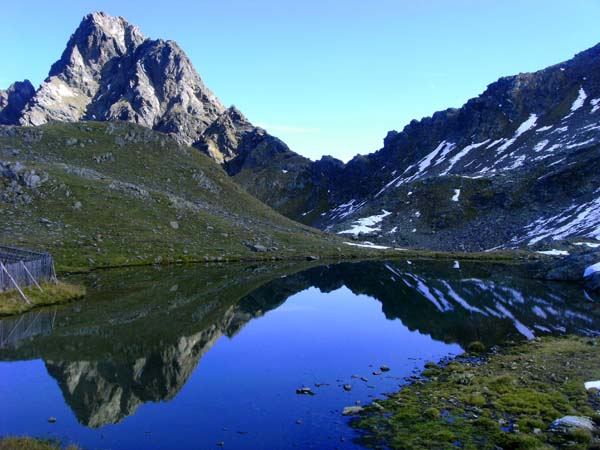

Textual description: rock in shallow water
[342,406,363,416]
[551,415,595,432]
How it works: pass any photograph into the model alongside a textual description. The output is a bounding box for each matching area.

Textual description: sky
[2,1,600,161]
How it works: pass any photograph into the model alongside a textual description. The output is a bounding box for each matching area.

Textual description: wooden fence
[0,308,56,349]
[0,245,57,294]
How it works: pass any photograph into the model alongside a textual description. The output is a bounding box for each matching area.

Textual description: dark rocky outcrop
[0,80,35,125]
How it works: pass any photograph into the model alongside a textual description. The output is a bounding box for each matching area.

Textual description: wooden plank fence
[0,245,57,293]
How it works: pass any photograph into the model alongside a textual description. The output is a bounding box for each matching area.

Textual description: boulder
[250,244,267,253]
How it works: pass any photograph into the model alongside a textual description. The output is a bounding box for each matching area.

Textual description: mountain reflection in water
[0,259,598,444]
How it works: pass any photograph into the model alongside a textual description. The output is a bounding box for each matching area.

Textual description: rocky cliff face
[18,12,229,144]
[4,12,273,164]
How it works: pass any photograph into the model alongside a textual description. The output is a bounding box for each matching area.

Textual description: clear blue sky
[2,1,600,161]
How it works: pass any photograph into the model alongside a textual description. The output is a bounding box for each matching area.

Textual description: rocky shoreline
[349,336,600,449]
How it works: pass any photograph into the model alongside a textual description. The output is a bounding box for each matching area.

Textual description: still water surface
[0,260,599,449]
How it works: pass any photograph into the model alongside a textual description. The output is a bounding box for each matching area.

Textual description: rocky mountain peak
[49,11,147,82]
[10,12,274,162]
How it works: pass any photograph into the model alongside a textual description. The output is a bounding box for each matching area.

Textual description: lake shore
[56,247,537,274]
[350,335,600,449]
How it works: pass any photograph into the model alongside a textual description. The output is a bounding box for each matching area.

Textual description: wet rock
[343,384,352,391]
[250,244,267,253]
[372,402,385,411]
[47,417,57,423]
[380,365,390,372]
[342,406,364,416]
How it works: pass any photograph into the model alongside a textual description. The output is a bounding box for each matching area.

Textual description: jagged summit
[48,11,147,81]
[8,11,275,163]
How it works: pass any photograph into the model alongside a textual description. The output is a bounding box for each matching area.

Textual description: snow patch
[344,241,390,250]
[338,210,392,235]
[533,140,549,152]
[451,189,461,202]
[441,140,490,175]
[537,250,570,256]
[496,114,538,154]
[570,87,588,112]
[585,380,600,390]
[591,98,600,114]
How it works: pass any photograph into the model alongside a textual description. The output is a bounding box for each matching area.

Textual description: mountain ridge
[228,40,600,250]
[3,11,600,251]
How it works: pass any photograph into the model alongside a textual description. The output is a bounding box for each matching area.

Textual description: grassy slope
[0,122,390,271]
[351,336,600,449]
[0,281,85,316]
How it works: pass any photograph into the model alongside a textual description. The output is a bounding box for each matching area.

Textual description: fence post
[0,261,31,305]
[21,261,43,292]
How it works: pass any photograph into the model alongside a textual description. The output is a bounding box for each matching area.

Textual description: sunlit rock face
[6,12,286,166]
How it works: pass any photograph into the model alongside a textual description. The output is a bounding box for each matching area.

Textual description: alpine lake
[1,259,599,449]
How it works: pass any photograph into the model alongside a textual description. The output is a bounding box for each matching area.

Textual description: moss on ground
[0,281,85,316]
[351,336,600,449]
[0,437,80,450]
